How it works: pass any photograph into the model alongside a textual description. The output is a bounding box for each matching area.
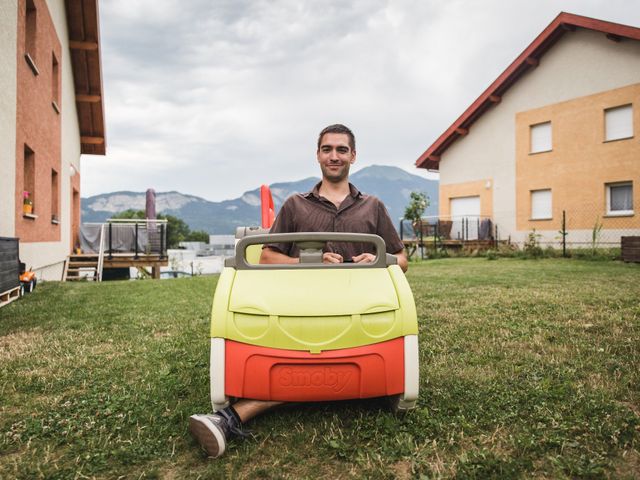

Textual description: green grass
[1,258,639,479]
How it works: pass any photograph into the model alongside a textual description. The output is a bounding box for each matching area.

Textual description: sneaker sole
[189,415,226,457]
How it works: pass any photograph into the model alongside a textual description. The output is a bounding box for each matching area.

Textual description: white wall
[165,250,224,275]
[0,0,18,238]
[439,29,640,242]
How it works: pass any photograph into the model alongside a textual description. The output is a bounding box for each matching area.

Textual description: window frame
[24,0,39,75]
[51,168,59,223]
[604,104,634,142]
[606,182,634,216]
[529,121,552,154]
[530,189,553,220]
[51,51,60,113]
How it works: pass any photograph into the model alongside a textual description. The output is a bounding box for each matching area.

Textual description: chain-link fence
[512,202,639,253]
[399,203,639,257]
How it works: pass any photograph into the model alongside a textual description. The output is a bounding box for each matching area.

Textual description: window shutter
[530,122,552,153]
[605,105,633,141]
[531,190,552,219]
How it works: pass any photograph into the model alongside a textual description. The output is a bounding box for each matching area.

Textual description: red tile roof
[415,12,640,170]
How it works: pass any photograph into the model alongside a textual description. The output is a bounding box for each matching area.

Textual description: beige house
[416,13,640,246]
[0,0,106,280]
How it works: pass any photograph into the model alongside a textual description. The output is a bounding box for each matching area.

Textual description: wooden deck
[67,253,168,280]
[103,253,168,279]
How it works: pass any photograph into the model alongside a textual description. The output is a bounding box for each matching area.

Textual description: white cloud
[83,0,640,200]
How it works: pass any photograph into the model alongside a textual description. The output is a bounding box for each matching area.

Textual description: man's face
[317,133,356,183]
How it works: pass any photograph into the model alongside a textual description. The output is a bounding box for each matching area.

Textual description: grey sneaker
[189,408,248,458]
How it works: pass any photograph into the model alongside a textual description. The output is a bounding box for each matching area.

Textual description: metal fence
[513,203,639,253]
[400,215,498,243]
[399,203,639,255]
[80,219,168,258]
[106,219,168,259]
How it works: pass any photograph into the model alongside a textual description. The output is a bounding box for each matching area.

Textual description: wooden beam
[455,127,469,136]
[606,33,622,42]
[76,94,101,103]
[525,57,539,67]
[489,95,501,103]
[561,23,576,32]
[69,41,98,51]
[428,155,440,162]
[81,136,104,145]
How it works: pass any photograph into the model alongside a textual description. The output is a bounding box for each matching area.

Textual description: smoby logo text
[278,367,352,392]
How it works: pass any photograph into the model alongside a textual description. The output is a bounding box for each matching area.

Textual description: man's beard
[321,162,350,183]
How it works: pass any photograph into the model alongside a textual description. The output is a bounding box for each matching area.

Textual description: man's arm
[260,246,299,265]
[394,250,408,273]
[374,200,409,273]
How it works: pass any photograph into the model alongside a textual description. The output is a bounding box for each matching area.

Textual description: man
[189,124,408,458]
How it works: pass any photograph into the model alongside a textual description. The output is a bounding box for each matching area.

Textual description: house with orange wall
[415,13,640,246]
[0,0,106,280]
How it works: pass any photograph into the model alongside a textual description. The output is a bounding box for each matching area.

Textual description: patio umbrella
[146,188,156,233]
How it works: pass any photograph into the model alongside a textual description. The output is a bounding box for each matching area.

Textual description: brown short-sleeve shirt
[264,182,404,260]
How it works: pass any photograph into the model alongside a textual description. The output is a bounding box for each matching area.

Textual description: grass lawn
[0,258,639,479]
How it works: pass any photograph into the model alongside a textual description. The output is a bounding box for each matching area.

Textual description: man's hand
[352,253,376,264]
[322,252,343,264]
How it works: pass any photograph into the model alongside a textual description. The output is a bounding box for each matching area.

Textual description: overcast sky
[82,0,639,201]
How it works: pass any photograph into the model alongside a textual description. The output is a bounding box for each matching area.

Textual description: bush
[568,247,621,261]
[522,230,544,259]
[485,249,498,260]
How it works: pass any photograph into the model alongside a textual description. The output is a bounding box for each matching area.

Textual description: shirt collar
[305,181,362,199]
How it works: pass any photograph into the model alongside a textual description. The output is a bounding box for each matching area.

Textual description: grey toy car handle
[232,232,397,270]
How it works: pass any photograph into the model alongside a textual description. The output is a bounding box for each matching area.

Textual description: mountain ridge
[82,165,438,234]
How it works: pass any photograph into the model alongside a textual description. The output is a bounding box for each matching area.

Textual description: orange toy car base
[225,338,405,401]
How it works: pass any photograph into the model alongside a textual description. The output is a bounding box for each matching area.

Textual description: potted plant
[23,191,33,214]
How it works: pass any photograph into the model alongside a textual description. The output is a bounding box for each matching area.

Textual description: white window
[605,105,633,141]
[531,189,552,220]
[606,182,633,215]
[530,122,552,153]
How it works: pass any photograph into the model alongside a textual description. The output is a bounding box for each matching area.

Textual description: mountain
[81,165,438,234]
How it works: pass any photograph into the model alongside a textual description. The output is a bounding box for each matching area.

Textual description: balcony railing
[401,215,498,242]
[80,219,168,259]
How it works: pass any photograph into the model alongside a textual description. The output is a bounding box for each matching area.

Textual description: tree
[404,191,429,235]
[111,209,145,220]
[185,230,210,243]
[159,214,190,248]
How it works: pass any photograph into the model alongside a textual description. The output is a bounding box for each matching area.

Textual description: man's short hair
[317,124,356,152]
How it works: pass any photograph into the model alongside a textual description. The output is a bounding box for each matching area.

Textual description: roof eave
[416,12,640,170]
[65,0,106,156]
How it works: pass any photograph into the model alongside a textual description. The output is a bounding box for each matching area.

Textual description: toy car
[209,231,419,412]
[19,262,36,294]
